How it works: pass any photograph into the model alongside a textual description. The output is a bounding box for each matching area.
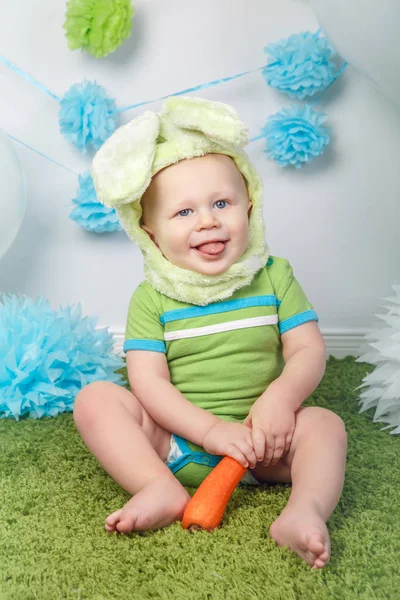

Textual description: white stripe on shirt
[164,315,278,341]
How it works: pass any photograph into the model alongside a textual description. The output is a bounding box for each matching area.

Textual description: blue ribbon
[0,26,335,119]
[8,134,78,175]
[111,66,266,114]
[0,55,61,102]
[0,53,265,113]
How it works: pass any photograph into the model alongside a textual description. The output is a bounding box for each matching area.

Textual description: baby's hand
[202,420,257,469]
[243,397,295,466]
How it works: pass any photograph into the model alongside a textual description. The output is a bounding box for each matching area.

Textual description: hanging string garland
[261,104,330,168]
[0,295,125,420]
[59,80,118,153]
[70,172,122,233]
[1,28,348,236]
[262,31,336,99]
[64,0,135,58]
[2,29,346,163]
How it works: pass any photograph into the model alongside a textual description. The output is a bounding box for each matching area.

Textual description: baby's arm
[261,320,327,411]
[127,350,257,467]
[127,350,218,446]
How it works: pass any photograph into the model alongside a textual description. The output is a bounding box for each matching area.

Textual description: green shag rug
[1,357,400,600]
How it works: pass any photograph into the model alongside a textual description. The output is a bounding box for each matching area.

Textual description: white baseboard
[108,327,367,359]
[320,328,367,359]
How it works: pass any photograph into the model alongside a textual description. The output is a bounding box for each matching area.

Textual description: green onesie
[124,256,318,487]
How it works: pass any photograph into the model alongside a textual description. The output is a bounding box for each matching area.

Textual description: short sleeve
[268,257,318,335]
[124,283,166,353]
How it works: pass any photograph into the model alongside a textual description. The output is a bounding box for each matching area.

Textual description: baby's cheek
[163,235,189,264]
[231,222,248,244]
[169,236,185,255]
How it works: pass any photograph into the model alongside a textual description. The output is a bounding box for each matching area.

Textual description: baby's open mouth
[194,241,227,256]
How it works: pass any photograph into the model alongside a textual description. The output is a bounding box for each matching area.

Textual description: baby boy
[73,97,347,569]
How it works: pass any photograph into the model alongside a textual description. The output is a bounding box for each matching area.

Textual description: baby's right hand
[202,420,257,469]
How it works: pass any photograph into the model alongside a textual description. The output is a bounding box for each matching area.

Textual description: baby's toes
[308,534,329,568]
[313,550,330,569]
[115,511,139,533]
[313,559,325,569]
[308,533,325,553]
[105,509,123,532]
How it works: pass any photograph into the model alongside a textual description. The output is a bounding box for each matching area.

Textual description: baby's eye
[177,208,192,217]
[214,200,227,209]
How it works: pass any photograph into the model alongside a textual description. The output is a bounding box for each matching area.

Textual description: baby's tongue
[196,241,225,255]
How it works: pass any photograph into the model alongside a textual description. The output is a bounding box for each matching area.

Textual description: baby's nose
[197,210,219,229]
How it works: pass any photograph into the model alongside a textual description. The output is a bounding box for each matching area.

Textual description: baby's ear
[140,222,159,248]
[91,111,160,208]
[162,96,249,148]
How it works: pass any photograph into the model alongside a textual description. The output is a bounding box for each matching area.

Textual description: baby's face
[141,154,252,276]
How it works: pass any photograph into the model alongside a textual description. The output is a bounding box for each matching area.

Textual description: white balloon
[0,131,26,261]
[311,0,400,106]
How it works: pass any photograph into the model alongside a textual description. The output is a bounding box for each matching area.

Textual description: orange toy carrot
[182,456,246,531]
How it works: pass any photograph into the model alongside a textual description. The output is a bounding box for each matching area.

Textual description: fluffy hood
[91,96,269,305]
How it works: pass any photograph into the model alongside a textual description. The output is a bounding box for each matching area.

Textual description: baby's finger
[262,437,275,467]
[226,445,249,468]
[271,435,285,464]
[251,427,266,463]
[284,433,293,454]
[236,438,257,469]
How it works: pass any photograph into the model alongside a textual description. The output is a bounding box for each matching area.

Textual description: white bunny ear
[91,111,160,208]
[162,96,249,148]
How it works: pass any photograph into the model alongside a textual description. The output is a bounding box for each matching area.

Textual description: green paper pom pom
[64,0,135,59]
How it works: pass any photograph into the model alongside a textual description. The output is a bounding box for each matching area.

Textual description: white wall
[1,0,399,357]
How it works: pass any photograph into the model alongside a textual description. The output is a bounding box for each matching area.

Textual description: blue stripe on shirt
[123,339,166,353]
[160,295,281,324]
[125,309,317,352]
[279,310,318,335]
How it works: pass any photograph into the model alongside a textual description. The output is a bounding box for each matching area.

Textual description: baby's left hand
[243,397,295,466]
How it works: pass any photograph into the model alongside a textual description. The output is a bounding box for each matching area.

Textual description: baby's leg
[252,406,347,569]
[73,381,190,533]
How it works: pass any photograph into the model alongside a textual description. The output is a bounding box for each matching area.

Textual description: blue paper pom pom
[0,295,126,420]
[70,172,123,233]
[262,32,336,99]
[261,104,330,168]
[59,80,118,153]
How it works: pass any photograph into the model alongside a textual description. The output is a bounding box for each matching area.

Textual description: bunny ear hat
[91,96,269,306]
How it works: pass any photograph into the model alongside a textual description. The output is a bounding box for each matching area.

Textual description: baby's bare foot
[105,474,190,533]
[269,507,331,569]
